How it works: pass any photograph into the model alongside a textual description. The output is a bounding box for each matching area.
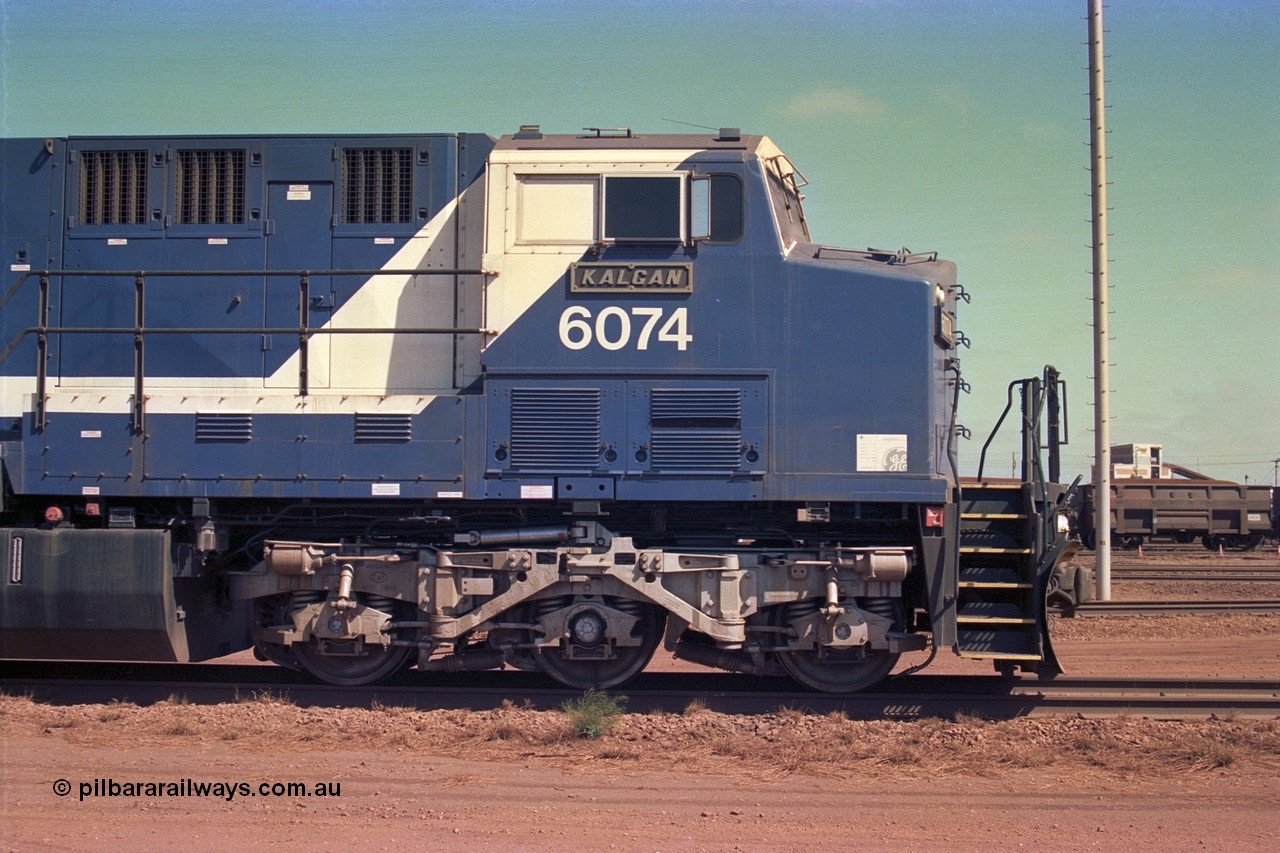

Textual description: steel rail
[1113,573,1280,583]
[1111,567,1280,582]
[3,663,1277,720]
[1058,599,1280,617]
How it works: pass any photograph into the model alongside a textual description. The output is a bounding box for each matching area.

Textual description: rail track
[1057,599,1280,617]
[2,661,1276,720]
[1111,566,1280,583]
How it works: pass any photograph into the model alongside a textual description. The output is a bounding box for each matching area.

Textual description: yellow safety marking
[957,615,1037,625]
[959,547,1032,554]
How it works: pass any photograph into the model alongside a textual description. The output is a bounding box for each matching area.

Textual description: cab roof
[492,126,764,155]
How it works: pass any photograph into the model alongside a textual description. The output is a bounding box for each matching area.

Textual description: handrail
[975,366,1071,562]
[0,267,497,432]
[0,325,498,362]
[0,267,491,314]
[976,379,1018,482]
[976,365,1067,488]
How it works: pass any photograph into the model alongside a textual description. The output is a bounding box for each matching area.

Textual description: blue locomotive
[0,127,1078,691]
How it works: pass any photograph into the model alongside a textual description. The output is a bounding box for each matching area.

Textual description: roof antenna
[660,118,718,131]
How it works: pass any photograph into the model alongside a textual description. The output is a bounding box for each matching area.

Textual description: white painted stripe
[44,392,437,416]
[266,183,483,393]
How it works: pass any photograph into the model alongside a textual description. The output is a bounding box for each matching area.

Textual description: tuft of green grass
[164,718,198,737]
[561,689,627,739]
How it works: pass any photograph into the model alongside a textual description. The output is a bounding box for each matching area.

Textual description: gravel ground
[3,547,1279,851]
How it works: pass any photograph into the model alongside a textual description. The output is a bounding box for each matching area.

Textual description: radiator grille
[651,388,742,425]
[354,413,413,443]
[78,150,148,225]
[342,148,413,223]
[195,413,252,442]
[650,429,743,469]
[175,149,246,224]
[510,388,601,471]
[650,388,742,471]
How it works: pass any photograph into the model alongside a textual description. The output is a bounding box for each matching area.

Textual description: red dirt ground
[3,548,1279,851]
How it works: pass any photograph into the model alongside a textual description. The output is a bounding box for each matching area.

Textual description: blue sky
[2,0,1276,484]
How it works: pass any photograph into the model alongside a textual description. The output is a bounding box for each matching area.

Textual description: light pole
[1087,0,1112,600]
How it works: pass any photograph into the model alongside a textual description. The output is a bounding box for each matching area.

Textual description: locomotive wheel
[775,601,902,694]
[777,643,900,694]
[253,641,302,672]
[292,640,412,686]
[532,599,665,690]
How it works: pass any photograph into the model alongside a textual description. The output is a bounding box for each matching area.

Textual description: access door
[264,181,333,389]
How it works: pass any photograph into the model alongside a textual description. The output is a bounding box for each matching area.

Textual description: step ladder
[956,480,1045,669]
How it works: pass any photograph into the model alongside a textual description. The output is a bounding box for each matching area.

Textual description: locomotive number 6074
[558,305,692,351]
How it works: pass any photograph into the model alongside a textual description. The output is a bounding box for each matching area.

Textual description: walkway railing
[0,268,495,432]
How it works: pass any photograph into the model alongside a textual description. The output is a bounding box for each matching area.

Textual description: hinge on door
[261,335,272,352]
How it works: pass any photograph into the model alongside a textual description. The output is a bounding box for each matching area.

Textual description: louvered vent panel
[79,150,148,225]
[175,149,246,224]
[195,413,252,442]
[651,388,742,424]
[355,413,413,443]
[650,429,742,469]
[650,388,742,471]
[342,148,413,223]
[510,388,601,470]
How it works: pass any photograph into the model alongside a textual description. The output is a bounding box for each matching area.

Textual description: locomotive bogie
[231,527,924,690]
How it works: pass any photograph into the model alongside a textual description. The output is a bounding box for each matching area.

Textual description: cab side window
[709,175,743,244]
[603,176,682,242]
